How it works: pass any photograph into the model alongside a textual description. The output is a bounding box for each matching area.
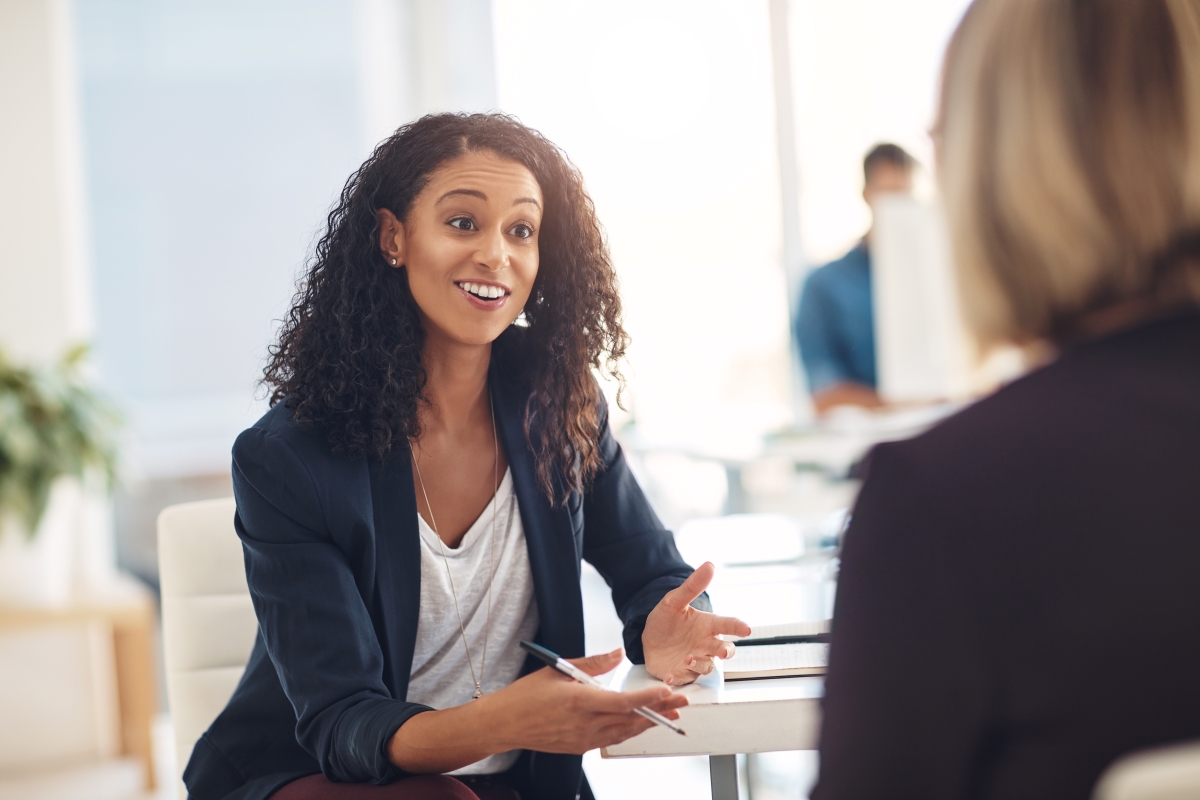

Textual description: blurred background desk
[620,403,956,520]
[602,664,822,800]
[0,576,158,795]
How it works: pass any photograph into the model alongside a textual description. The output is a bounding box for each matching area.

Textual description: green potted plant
[0,345,121,605]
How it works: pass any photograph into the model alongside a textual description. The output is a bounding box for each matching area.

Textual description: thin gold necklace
[411,392,499,701]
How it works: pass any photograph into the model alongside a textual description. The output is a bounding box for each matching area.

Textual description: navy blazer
[184,332,702,800]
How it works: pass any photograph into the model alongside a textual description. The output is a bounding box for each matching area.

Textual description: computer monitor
[871,195,972,403]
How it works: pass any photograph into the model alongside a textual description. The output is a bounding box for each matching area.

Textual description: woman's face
[379,152,543,349]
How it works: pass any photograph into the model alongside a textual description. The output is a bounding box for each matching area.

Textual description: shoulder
[233,401,369,522]
[821,243,869,276]
[900,313,1199,465]
[857,339,1134,527]
[803,245,868,294]
[234,401,337,473]
[871,363,1061,478]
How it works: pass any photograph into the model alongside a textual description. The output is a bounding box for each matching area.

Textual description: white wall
[3,0,973,473]
[494,0,793,446]
[0,0,93,363]
[73,0,497,479]
[787,0,971,265]
[492,0,975,441]
[356,0,499,152]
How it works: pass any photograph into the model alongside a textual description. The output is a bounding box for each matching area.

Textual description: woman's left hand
[642,562,751,686]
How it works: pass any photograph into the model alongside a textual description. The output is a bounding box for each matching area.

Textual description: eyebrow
[435,188,542,210]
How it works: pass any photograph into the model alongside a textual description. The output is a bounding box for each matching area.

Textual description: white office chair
[1093,740,1200,800]
[158,498,259,799]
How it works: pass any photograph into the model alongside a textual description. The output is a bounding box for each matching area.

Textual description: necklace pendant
[472,684,483,700]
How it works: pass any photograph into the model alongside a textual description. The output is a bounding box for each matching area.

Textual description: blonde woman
[815,1,1200,798]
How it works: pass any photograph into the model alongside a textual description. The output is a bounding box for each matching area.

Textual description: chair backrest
[157,497,258,798]
[1093,740,1200,800]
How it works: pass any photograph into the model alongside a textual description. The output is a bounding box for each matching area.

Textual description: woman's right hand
[485,648,689,754]
[389,647,687,773]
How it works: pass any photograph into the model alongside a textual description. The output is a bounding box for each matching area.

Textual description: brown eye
[509,223,534,239]
[449,217,476,231]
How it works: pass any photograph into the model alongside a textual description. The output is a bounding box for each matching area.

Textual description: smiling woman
[184,114,750,800]
[264,115,623,502]
[376,155,541,346]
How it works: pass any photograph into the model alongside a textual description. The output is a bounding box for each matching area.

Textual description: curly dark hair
[264,113,628,502]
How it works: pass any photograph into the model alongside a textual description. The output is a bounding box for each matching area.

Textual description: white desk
[600,661,823,800]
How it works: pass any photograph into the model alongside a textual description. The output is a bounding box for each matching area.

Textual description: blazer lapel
[366,367,587,703]
[368,445,422,699]
[491,370,586,659]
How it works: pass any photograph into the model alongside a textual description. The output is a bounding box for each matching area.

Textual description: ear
[377,208,406,268]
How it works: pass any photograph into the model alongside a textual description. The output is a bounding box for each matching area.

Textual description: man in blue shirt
[795,143,915,413]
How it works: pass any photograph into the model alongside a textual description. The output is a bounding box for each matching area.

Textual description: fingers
[637,701,687,722]
[568,648,624,676]
[577,685,688,724]
[619,685,685,711]
[577,690,689,751]
[712,640,735,660]
[688,637,736,660]
[662,669,700,687]
[571,683,667,714]
[650,693,689,713]
[660,562,716,612]
[665,647,733,683]
[602,716,656,745]
[709,614,752,639]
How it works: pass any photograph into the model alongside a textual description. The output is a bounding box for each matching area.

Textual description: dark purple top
[815,310,1200,800]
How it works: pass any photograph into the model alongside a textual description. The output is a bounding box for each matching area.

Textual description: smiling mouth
[456,281,510,301]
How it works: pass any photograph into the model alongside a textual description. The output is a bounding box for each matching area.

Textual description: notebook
[731,620,830,642]
[723,642,829,680]
[723,619,831,680]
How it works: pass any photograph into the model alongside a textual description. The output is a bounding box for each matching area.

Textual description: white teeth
[459,282,506,300]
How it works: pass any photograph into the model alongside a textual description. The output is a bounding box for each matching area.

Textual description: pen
[518,640,687,737]
[735,633,831,647]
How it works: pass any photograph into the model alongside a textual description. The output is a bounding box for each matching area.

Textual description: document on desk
[723,642,828,680]
[731,620,830,642]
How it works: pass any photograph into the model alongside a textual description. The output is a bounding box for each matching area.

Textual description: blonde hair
[938,0,1200,347]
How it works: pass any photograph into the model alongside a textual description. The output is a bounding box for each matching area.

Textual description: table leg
[709,754,739,800]
[113,609,157,791]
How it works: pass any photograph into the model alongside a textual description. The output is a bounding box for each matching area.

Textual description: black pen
[519,640,687,736]
[735,633,831,647]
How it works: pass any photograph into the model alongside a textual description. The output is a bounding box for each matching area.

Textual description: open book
[723,620,830,680]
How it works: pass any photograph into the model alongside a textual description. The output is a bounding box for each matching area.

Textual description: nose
[475,225,508,272]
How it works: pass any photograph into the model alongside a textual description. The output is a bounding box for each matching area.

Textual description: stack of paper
[723,643,828,680]
[723,619,831,680]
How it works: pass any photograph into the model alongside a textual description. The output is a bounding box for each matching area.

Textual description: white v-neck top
[406,467,540,775]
